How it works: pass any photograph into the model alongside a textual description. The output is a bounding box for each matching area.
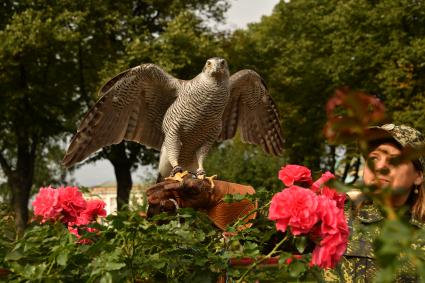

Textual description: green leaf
[288,261,306,278]
[56,251,68,266]
[5,250,24,261]
[294,236,308,254]
[278,251,292,265]
[105,262,125,271]
[99,272,113,283]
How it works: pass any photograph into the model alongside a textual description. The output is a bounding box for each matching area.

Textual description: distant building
[85,183,147,215]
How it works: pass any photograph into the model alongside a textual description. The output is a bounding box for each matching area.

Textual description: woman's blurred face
[364,142,423,207]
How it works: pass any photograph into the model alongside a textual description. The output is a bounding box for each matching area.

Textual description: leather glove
[146,175,257,230]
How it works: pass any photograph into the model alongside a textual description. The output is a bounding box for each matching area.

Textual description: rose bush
[269,164,349,269]
[32,186,106,241]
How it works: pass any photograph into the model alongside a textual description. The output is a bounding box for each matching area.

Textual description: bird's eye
[220,61,225,67]
[207,61,211,66]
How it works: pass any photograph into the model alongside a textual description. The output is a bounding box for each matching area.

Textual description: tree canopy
[0,0,229,232]
[219,0,425,175]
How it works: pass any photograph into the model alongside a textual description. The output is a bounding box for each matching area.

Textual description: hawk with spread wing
[63,57,284,180]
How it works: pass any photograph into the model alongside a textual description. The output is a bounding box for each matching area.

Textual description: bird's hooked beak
[204,58,229,77]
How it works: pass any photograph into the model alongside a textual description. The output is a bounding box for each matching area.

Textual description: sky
[70,0,280,187]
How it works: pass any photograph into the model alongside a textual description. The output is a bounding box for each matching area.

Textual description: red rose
[57,186,87,224]
[32,186,62,222]
[268,185,319,235]
[278,165,313,187]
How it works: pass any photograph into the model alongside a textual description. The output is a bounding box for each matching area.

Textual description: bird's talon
[170,166,183,176]
[204,175,217,188]
[196,169,205,177]
[165,170,189,182]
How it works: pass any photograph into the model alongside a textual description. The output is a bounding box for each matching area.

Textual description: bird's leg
[195,143,216,188]
[163,136,188,182]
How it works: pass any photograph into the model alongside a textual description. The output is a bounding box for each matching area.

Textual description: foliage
[225,0,425,172]
[0,0,230,230]
[1,209,224,282]
[205,138,286,191]
[0,203,15,273]
[1,90,425,282]
[0,198,327,282]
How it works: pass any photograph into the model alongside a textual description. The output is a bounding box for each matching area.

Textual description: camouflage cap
[365,123,425,171]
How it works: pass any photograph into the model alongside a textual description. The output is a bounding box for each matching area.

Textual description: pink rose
[311,171,335,192]
[268,185,319,235]
[34,185,107,245]
[320,186,346,209]
[316,196,340,235]
[319,196,349,239]
[311,232,348,268]
[311,241,334,268]
[278,165,313,187]
[270,165,349,270]
[310,196,349,268]
[85,199,107,218]
[76,199,106,226]
[32,186,62,222]
[57,186,87,224]
[312,172,346,209]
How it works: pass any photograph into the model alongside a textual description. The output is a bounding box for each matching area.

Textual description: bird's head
[202,57,229,79]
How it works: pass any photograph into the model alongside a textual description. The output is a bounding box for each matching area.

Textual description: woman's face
[363,142,423,207]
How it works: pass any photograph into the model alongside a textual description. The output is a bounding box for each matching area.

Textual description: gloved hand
[146,174,257,230]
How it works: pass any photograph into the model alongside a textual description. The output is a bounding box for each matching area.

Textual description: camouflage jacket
[321,202,424,283]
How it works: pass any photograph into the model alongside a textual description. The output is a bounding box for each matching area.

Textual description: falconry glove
[146,175,257,230]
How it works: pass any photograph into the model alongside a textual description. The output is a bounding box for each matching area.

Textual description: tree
[85,143,158,210]
[0,0,140,232]
[0,0,231,233]
[0,1,91,234]
[224,0,425,176]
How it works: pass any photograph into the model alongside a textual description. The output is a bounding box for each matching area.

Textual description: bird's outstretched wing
[219,70,284,155]
[63,64,181,167]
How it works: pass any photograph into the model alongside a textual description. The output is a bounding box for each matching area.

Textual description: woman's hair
[410,161,425,223]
